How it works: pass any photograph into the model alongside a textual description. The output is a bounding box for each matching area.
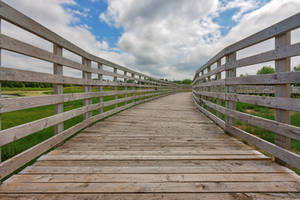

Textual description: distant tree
[257,66,275,75]
[172,79,192,85]
[239,73,248,77]
[294,65,300,72]
[182,79,192,85]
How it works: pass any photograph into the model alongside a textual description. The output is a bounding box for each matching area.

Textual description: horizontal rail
[192,12,300,170]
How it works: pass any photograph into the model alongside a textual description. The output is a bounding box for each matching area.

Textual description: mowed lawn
[1,86,142,162]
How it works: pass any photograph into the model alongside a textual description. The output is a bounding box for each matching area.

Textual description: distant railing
[0,2,183,180]
[192,13,300,169]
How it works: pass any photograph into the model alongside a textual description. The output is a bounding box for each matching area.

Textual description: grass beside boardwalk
[206,95,300,174]
[1,86,140,162]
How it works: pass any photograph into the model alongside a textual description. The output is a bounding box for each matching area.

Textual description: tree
[257,66,275,75]
[182,79,192,85]
[294,65,300,86]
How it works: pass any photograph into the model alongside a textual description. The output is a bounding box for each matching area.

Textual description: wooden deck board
[1,92,300,199]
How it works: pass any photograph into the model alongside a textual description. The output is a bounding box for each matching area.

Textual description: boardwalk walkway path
[1,92,300,199]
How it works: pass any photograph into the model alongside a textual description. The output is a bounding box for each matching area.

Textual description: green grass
[204,96,300,174]
[0,86,157,181]
[0,86,141,162]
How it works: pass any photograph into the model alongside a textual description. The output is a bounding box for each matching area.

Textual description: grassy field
[1,86,142,162]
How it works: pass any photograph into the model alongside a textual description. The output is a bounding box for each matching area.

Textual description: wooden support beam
[98,63,103,114]
[139,75,142,100]
[225,53,236,127]
[0,19,2,163]
[113,68,118,109]
[274,32,291,164]
[216,59,222,118]
[132,73,135,104]
[53,44,64,135]
[82,57,92,119]
[124,71,128,105]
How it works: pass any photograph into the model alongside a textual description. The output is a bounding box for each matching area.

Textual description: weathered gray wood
[0,89,158,114]
[53,44,64,135]
[0,19,2,163]
[225,53,236,127]
[98,63,103,113]
[0,66,166,87]
[132,73,136,104]
[113,68,118,109]
[0,92,171,179]
[229,42,300,70]
[1,181,300,193]
[0,96,135,147]
[124,71,128,105]
[82,57,92,119]
[226,126,300,170]
[274,32,291,164]
[196,90,300,112]
[201,98,300,142]
[1,193,300,200]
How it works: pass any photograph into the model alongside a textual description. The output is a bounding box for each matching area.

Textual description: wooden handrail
[192,12,300,169]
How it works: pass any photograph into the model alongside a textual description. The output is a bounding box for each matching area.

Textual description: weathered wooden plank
[8,173,299,183]
[226,126,300,169]
[1,193,300,200]
[228,42,300,70]
[29,160,292,171]
[225,71,300,85]
[1,182,299,193]
[48,150,261,156]
[201,98,300,142]
[0,89,157,113]
[38,154,268,161]
[0,66,164,88]
[197,91,300,112]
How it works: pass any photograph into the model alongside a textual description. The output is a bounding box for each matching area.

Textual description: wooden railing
[192,13,300,169]
[0,2,183,180]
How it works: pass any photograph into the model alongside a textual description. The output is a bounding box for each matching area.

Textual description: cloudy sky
[2,0,300,80]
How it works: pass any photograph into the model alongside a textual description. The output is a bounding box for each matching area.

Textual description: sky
[2,0,300,80]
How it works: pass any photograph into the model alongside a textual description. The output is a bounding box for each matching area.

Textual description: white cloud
[1,0,131,78]
[100,0,300,79]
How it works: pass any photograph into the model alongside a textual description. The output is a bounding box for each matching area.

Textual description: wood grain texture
[1,93,299,197]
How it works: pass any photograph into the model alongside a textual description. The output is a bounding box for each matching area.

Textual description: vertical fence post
[207,66,211,112]
[225,53,236,127]
[132,73,135,104]
[113,68,118,108]
[139,75,142,101]
[0,19,2,162]
[53,44,64,135]
[82,57,92,119]
[124,71,128,105]
[274,32,291,162]
[98,63,103,114]
[216,59,222,118]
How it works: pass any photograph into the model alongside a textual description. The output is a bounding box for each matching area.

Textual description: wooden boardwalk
[0,92,299,199]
